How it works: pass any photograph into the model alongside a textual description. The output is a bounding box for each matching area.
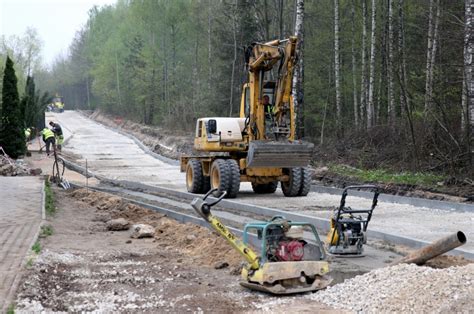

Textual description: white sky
[0,0,116,68]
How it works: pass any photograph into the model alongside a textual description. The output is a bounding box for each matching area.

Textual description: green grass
[31,241,41,254]
[7,304,14,314]
[329,164,445,186]
[44,180,56,215]
[39,225,54,238]
[26,257,34,268]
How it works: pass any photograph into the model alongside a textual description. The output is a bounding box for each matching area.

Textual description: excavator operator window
[197,120,203,137]
[244,86,250,117]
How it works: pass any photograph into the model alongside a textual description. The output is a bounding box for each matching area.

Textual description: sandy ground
[14,188,336,312]
[46,111,474,255]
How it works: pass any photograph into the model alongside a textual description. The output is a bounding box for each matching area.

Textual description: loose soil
[14,188,334,312]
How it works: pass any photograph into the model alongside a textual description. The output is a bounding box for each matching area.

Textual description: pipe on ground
[392,231,467,266]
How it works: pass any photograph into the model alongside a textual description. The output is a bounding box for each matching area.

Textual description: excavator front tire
[210,159,231,196]
[186,159,205,193]
[281,168,302,197]
[298,167,312,196]
[225,159,241,198]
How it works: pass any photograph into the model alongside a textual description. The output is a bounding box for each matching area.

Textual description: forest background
[1,0,473,181]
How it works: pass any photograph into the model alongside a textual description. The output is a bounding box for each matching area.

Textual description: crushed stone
[311,263,474,313]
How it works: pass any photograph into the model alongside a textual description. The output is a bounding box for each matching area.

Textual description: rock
[313,166,329,176]
[214,261,229,269]
[126,239,132,244]
[185,234,197,243]
[106,218,130,231]
[229,266,242,275]
[130,224,155,238]
[29,168,42,175]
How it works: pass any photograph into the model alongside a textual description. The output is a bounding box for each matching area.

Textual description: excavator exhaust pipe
[247,140,314,168]
[392,231,467,266]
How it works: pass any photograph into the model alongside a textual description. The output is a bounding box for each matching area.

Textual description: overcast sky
[0,0,116,68]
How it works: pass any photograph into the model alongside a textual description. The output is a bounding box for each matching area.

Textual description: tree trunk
[465,0,474,165]
[229,0,238,116]
[292,0,305,138]
[351,0,358,128]
[387,0,396,125]
[367,0,377,129]
[360,0,368,128]
[279,0,284,38]
[334,0,342,133]
[424,0,440,112]
[115,52,122,109]
[398,0,409,118]
[208,0,212,93]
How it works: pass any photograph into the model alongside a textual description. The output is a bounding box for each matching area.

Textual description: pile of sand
[70,188,243,269]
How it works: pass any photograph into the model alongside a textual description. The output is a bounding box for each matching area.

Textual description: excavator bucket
[246,140,314,168]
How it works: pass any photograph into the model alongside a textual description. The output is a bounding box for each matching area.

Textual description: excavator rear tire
[225,159,241,198]
[281,168,302,197]
[251,181,278,194]
[298,167,311,196]
[210,159,231,197]
[186,159,205,194]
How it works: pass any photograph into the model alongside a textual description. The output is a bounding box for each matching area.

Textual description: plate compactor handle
[191,189,226,221]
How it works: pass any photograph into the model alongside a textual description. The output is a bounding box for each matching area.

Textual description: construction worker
[49,121,64,151]
[263,95,274,138]
[41,128,55,156]
[24,128,31,142]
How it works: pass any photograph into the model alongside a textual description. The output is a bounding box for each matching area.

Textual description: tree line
[1,0,473,174]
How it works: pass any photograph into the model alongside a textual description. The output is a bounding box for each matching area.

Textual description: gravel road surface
[48,111,474,254]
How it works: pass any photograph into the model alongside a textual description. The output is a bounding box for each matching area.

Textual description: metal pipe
[392,231,467,266]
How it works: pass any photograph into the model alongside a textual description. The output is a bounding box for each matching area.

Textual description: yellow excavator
[181,37,314,198]
[191,189,332,294]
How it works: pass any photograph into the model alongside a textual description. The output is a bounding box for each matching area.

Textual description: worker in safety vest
[41,128,56,156]
[49,121,64,151]
[24,128,31,142]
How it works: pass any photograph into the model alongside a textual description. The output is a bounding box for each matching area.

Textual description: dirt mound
[0,156,34,176]
[425,254,473,268]
[70,188,243,269]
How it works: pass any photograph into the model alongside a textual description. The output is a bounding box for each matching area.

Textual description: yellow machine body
[191,191,332,295]
[182,37,314,198]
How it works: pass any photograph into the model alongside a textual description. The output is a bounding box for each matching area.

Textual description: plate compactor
[191,189,332,294]
[326,185,380,255]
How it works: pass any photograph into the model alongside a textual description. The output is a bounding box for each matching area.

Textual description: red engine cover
[276,240,304,261]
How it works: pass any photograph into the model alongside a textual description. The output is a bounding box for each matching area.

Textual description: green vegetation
[44,180,56,215]
[39,225,54,238]
[6,304,14,314]
[0,56,25,158]
[330,164,445,187]
[31,241,41,254]
[26,258,33,268]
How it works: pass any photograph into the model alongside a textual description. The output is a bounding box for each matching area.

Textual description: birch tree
[351,0,358,128]
[387,0,396,125]
[360,0,368,127]
[424,0,440,112]
[367,0,376,128]
[466,0,474,160]
[292,0,304,138]
[334,0,342,129]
